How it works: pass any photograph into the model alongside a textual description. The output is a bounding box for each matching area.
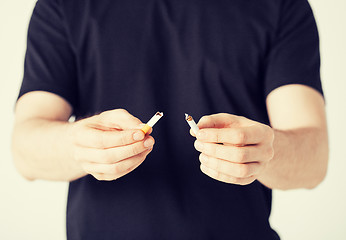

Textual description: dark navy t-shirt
[19,0,323,239]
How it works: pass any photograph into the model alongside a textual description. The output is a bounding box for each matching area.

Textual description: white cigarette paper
[147,112,164,127]
[141,112,164,134]
[185,113,199,135]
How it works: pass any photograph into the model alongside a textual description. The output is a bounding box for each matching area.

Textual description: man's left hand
[192,113,275,185]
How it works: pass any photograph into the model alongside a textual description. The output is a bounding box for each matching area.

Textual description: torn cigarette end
[141,112,164,134]
[185,113,199,135]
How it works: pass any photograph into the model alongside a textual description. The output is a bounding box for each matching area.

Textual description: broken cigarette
[141,112,164,134]
[185,113,199,135]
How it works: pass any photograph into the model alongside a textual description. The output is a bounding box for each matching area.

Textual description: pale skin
[12,94,155,182]
[12,84,328,190]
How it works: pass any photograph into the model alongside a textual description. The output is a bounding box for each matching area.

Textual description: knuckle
[237,149,247,163]
[238,165,250,177]
[200,164,205,174]
[141,149,151,158]
[199,153,203,162]
[199,153,206,163]
[214,132,221,143]
[194,140,199,150]
[236,130,246,145]
[102,176,116,181]
[209,167,219,178]
[209,144,217,157]
[119,131,129,146]
[227,175,238,184]
[124,165,135,174]
[215,159,221,172]
[131,144,142,156]
[131,158,144,170]
[201,164,210,176]
[220,174,233,184]
[215,170,221,180]
[101,131,108,148]
[241,177,256,185]
[233,177,245,185]
[102,150,114,163]
[112,164,123,174]
[238,179,248,185]
[95,132,106,148]
[103,178,114,182]
[224,175,235,184]
[93,174,103,181]
[204,165,214,176]
[211,157,217,170]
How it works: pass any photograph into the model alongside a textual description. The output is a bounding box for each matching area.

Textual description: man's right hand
[72,109,155,181]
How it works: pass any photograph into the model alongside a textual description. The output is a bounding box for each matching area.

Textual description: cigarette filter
[141,112,164,134]
[185,113,199,135]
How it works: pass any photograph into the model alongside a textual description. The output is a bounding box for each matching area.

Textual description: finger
[196,125,266,145]
[200,164,256,185]
[91,152,149,181]
[199,153,261,178]
[197,113,243,129]
[189,128,196,137]
[82,148,152,175]
[194,140,263,163]
[75,136,155,164]
[76,128,145,149]
[88,109,143,130]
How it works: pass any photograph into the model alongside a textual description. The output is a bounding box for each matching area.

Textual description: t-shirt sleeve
[264,0,323,98]
[18,0,78,110]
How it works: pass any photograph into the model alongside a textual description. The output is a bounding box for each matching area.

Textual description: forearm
[12,118,86,181]
[258,127,329,190]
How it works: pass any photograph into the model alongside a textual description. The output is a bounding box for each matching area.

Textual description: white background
[0,0,345,239]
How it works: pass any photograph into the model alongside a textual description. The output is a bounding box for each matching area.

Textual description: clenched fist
[72,109,155,181]
[192,113,274,185]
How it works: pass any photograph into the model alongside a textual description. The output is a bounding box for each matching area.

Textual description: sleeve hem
[264,82,325,101]
[18,83,77,114]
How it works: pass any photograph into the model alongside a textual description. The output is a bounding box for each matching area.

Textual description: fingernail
[144,138,154,148]
[195,141,204,151]
[133,131,144,141]
[197,131,206,140]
